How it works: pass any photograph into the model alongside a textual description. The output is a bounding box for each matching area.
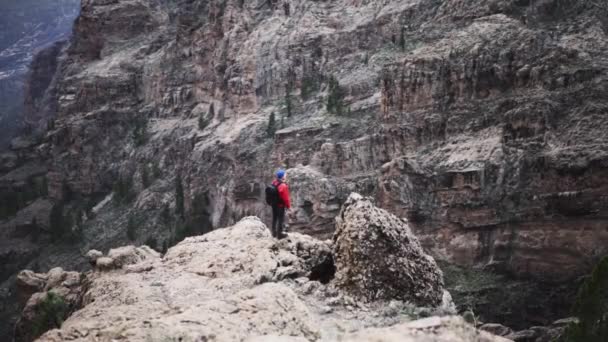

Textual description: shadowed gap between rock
[308,254,336,284]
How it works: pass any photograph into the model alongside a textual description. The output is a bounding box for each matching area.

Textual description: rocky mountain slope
[1,0,608,338]
[13,195,515,342]
[0,0,79,147]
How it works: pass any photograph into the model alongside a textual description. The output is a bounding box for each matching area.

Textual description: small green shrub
[267,112,277,138]
[32,291,68,337]
[562,256,608,342]
[326,75,346,115]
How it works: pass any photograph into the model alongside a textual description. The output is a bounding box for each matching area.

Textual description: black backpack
[265,184,279,206]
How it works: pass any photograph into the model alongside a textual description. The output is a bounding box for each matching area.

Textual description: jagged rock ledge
[15,194,509,341]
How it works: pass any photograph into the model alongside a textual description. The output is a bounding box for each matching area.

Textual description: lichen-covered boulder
[333,193,444,306]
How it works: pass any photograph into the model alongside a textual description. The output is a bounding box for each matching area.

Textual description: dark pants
[271,206,285,238]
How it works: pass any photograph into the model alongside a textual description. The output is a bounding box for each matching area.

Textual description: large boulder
[333,193,444,306]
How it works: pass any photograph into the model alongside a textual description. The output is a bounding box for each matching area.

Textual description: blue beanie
[276,169,285,179]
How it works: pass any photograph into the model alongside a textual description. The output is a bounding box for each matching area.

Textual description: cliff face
[0,0,80,147]
[41,0,608,280]
[2,0,608,337]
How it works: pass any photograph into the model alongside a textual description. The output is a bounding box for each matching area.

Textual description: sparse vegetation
[284,84,293,117]
[283,1,290,16]
[174,192,211,242]
[48,202,80,243]
[32,291,68,338]
[441,261,576,330]
[160,204,171,224]
[562,256,608,342]
[141,164,151,188]
[126,215,137,241]
[0,176,49,219]
[301,75,320,100]
[145,236,158,251]
[132,117,148,146]
[326,75,346,115]
[113,174,135,204]
[175,174,184,219]
[399,27,406,50]
[267,112,277,138]
[49,202,66,242]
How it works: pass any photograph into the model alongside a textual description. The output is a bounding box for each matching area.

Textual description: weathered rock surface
[342,316,511,342]
[16,216,505,342]
[334,193,444,306]
[14,267,85,342]
[3,0,608,336]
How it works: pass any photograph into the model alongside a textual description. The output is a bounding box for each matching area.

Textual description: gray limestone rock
[333,193,444,306]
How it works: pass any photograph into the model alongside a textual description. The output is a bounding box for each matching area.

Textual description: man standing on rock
[267,169,291,239]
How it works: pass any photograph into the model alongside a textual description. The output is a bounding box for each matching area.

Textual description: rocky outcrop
[334,193,444,306]
[343,316,510,342]
[14,268,85,342]
[15,216,507,342]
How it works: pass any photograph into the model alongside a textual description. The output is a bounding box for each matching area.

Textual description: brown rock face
[33,0,608,282]
[3,0,608,336]
[333,193,444,306]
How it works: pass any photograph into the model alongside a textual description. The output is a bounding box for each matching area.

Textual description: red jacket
[272,179,291,209]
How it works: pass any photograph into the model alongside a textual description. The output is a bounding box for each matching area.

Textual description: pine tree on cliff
[267,112,277,137]
[399,27,406,50]
[175,174,185,219]
[327,75,345,115]
[285,84,293,117]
